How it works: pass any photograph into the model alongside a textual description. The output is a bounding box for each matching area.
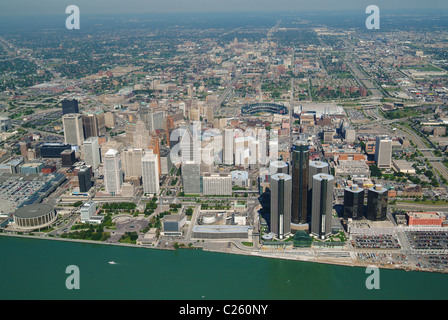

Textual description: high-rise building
[375,136,392,169]
[291,140,309,225]
[103,149,123,195]
[223,129,234,165]
[202,173,232,196]
[62,113,84,146]
[61,149,76,167]
[141,151,160,195]
[270,173,292,240]
[269,161,289,175]
[0,116,11,132]
[182,161,201,194]
[82,114,99,139]
[78,165,92,193]
[308,161,329,188]
[343,185,365,220]
[122,148,144,179]
[311,173,334,239]
[308,160,329,221]
[366,185,388,221]
[62,99,79,115]
[133,121,151,149]
[180,124,200,164]
[19,141,31,158]
[83,137,100,170]
[104,112,116,129]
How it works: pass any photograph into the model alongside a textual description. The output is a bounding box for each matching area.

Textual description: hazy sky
[1,0,447,16]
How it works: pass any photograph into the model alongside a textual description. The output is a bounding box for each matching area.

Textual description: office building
[39,143,72,158]
[83,137,100,170]
[62,99,79,115]
[20,162,44,174]
[182,161,201,194]
[375,136,392,169]
[133,121,151,149]
[78,165,92,193]
[62,113,84,146]
[270,173,292,240]
[104,112,116,128]
[122,148,144,179]
[308,161,329,189]
[202,173,232,196]
[270,161,289,175]
[366,185,388,221]
[223,129,234,165]
[103,149,123,195]
[291,140,309,225]
[61,149,76,167]
[141,151,160,195]
[180,124,200,164]
[311,173,334,239]
[82,114,99,139]
[343,185,365,220]
[80,201,97,223]
[0,117,11,132]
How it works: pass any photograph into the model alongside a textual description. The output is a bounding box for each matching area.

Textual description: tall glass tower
[343,185,365,220]
[270,173,292,240]
[366,185,388,221]
[291,140,309,225]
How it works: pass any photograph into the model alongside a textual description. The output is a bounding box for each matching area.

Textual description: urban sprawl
[1,13,448,273]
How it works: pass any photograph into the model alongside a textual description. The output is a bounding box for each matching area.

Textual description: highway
[393,124,448,181]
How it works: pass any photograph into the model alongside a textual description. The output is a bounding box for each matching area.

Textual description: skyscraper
[182,161,201,194]
[103,149,123,195]
[291,140,309,225]
[141,151,160,195]
[366,185,388,221]
[311,173,334,239]
[78,165,92,193]
[308,160,329,221]
[269,161,289,175]
[270,173,292,240]
[122,148,144,179]
[83,137,101,170]
[180,124,200,164]
[308,161,329,188]
[343,185,365,220]
[62,99,79,115]
[82,114,99,139]
[62,113,84,146]
[223,129,234,165]
[375,136,392,169]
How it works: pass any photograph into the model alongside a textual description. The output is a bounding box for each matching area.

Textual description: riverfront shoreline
[1,233,445,274]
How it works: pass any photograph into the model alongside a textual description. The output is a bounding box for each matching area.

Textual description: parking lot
[351,234,401,249]
[406,231,448,250]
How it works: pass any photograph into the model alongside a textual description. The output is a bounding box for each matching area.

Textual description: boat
[108,261,117,265]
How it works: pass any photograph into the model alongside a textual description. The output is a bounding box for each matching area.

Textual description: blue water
[1,236,447,300]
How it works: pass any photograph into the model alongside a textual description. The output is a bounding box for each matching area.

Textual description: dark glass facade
[343,186,365,220]
[78,166,92,193]
[39,143,72,158]
[366,186,388,221]
[62,99,79,115]
[291,141,309,224]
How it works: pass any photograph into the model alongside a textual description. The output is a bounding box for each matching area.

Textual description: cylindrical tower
[291,140,309,225]
[270,173,292,240]
[311,173,334,239]
[343,184,365,220]
[366,185,388,221]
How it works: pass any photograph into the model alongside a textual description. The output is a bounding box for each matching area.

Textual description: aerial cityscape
[1,4,448,300]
